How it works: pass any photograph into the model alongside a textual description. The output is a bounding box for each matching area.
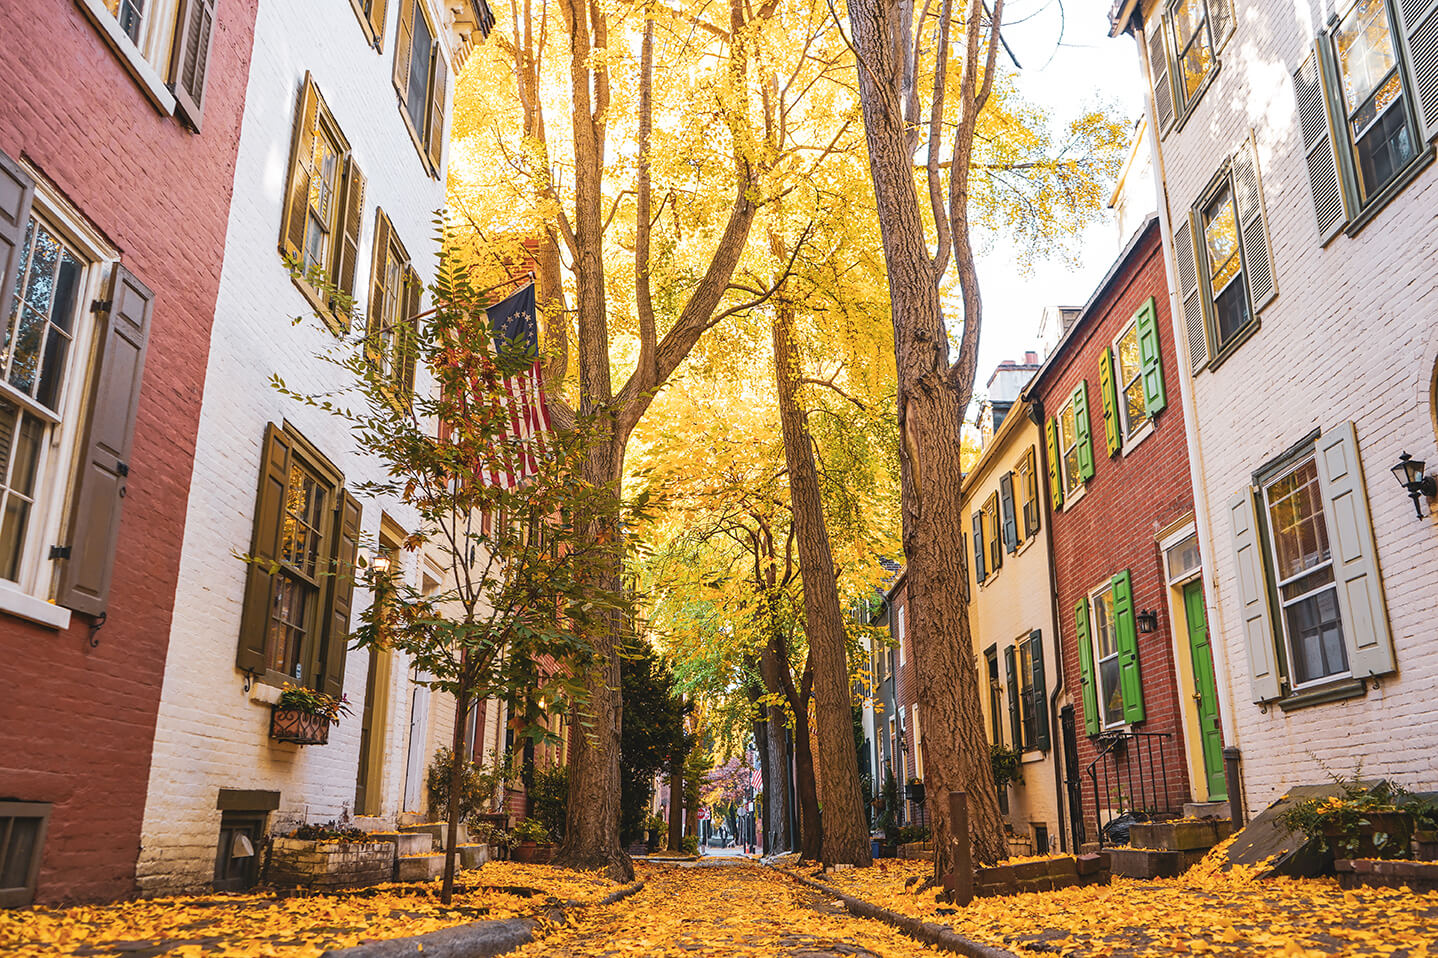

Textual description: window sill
[75,0,178,118]
[1169,61,1221,138]
[1275,677,1366,712]
[1060,484,1087,513]
[290,274,350,336]
[1203,314,1262,374]
[1021,749,1047,763]
[0,583,72,631]
[395,96,439,180]
[1342,146,1436,241]
[1120,419,1156,456]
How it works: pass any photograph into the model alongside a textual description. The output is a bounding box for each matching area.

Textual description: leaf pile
[0,861,617,958]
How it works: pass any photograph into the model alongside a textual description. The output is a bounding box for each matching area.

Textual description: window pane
[1093,589,1117,658]
[0,404,44,582]
[1353,79,1414,199]
[1166,533,1201,581]
[1334,0,1398,115]
[0,817,41,890]
[305,135,340,272]
[1284,587,1348,684]
[6,222,82,406]
[407,9,433,132]
[1265,459,1330,582]
[1203,189,1241,294]
[1170,0,1213,98]
[1099,657,1124,725]
[266,575,312,679]
[282,464,326,577]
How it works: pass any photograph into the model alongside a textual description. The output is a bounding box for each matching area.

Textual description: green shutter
[1004,645,1021,751]
[1029,631,1050,751]
[1098,347,1121,457]
[1074,598,1100,736]
[972,512,986,584]
[1045,418,1064,509]
[1134,297,1167,416]
[1073,383,1095,481]
[1111,569,1146,724]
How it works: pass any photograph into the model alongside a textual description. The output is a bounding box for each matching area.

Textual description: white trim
[0,581,72,630]
[1112,317,1156,450]
[75,0,179,116]
[1086,579,1128,731]
[1159,520,1198,552]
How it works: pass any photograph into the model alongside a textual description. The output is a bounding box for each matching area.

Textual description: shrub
[528,764,569,842]
[680,834,699,855]
[289,821,370,843]
[425,747,489,824]
[990,743,1024,790]
[511,818,551,844]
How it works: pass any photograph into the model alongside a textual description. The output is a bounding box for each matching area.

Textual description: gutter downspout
[1029,397,1070,853]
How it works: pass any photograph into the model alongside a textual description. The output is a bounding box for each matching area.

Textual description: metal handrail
[1083,729,1176,847]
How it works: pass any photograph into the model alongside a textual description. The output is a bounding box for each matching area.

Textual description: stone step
[1183,800,1232,820]
[1129,819,1231,852]
[351,816,390,833]
[400,822,469,846]
[457,843,491,869]
[366,831,434,856]
[1108,846,1207,879]
[397,811,430,826]
[395,853,446,882]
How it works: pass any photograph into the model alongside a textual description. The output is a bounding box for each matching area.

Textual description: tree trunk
[440,679,469,905]
[791,701,822,861]
[770,297,872,866]
[843,0,1007,877]
[765,703,792,852]
[667,754,684,851]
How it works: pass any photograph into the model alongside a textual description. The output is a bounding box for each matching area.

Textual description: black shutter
[999,473,1018,552]
[56,266,152,615]
[1004,645,1021,751]
[1030,632,1050,751]
[972,512,986,584]
[170,0,218,131]
[0,151,36,329]
[321,489,362,699]
[236,424,293,675]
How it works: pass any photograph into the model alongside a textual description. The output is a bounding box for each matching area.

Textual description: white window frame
[1057,396,1085,503]
[1167,0,1217,111]
[1087,580,1127,731]
[1260,454,1352,692]
[0,167,116,629]
[1112,319,1155,451]
[76,0,184,114]
[896,603,906,667]
[1162,523,1201,585]
[911,704,923,779]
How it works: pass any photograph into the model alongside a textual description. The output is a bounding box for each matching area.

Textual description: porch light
[1136,609,1159,634]
[372,551,394,575]
[1390,453,1436,519]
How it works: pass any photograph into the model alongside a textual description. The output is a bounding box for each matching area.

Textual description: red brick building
[0,0,257,904]
[1024,214,1226,845]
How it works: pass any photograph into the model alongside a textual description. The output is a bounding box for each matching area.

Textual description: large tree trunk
[765,703,792,852]
[791,701,822,861]
[770,298,871,866]
[843,0,1007,877]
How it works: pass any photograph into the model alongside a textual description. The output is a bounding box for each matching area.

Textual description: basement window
[0,801,51,908]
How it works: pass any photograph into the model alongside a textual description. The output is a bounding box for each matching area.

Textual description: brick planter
[267,838,396,889]
[270,708,331,745]
[1336,858,1438,893]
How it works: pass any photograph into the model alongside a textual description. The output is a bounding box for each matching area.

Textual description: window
[366,211,419,398]
[235,424,362,696]
[1052,383,1093,501]
[79,0,216,129]
[1101,298,1167,454]
[1005,631,1050,752]
[1165,531,1201,583]
[1148,0,1232,132]
[999,472,1020,553]
[1231,423,1396,706]
[1075,571,1145,735]
[985,646,1002,746]
[1202,186,1248,348]
[281,75,367,332]
[1017,447,1040,538]
[348,0,389,49]
[0,154,150,627]
[1113,322,1148,439]
[1293,0,1437,241]
[0,801,51,907]
[983,493,1002,573]
[896,604,905,666]
[1059,402,1081,495]
[393,0,449,174]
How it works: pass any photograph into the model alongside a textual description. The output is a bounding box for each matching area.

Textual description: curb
[775,867,1020,958]
[325,879,645,958]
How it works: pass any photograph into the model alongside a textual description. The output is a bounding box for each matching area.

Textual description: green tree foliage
[619,639,691,846]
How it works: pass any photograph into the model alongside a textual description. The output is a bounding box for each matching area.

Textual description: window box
[270,706,331,745]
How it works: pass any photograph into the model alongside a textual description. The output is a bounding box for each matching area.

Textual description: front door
[1183,580,1226,800]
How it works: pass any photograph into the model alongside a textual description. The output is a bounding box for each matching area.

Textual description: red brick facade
[1026,218,1198,836]
[0,2,257,903]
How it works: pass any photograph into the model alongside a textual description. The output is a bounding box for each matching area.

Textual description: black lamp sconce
[1136,609,1159,634]
[1391,453,1437,519]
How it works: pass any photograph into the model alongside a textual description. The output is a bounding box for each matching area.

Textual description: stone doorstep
[457,844,492,869]
[366,831,434,857]
[1107,846,1208,880]
[396,853,447,882]
[1128,820,1232,852]
[1183,801,1232,820]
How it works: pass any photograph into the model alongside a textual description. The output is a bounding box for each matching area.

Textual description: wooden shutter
[1174,213,1209,372]
[1098,346,1121,457]
[1022,448,1040,537]
[1110,570,1146,724]
[1293,45,1348,243]
[1004,645,1021,750]
[368,0,389,50]
[393,0,415,96]
[56,266,152,615]
[332,154,366,314]
[1045,418,1063,509]
[1029,632,1050,751]
[1134,296,1168,416]
[1072,383,1095,481]
[367,208,392,354]
[1074,598,1100,736]
[1314,422,1396,680]
[1147,16,1175,134]
[397,266,421,398]
[972,512,986,584]
[0,151,35,331]
[321,489,363,699]
[169,0,217,131]
[1394,0,1438,141]
[425,41,448,171]
[989,498,1003,571]
[236,424,293,675]
[999,473,1018,552]
[1230,136,1276,313]
[1227,488,1281,703]
[281,75,321,263]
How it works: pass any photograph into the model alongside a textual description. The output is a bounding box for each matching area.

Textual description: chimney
[1024,351,1038,365]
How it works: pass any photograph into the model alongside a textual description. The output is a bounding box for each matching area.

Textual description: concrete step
[400,822,469,846]
[395,853,446,882]
[1108,846,1208,879]
[1129,819,1232,852]
[367,831,434,856]
[1184,800,1231,819]
[351,816,390,833]
[457,843,491,869]
[397,812,430,826]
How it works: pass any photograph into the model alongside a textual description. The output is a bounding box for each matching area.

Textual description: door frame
[1159,520,1226,802]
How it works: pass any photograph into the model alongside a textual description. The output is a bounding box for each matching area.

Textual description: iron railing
[1083,730,1178,846]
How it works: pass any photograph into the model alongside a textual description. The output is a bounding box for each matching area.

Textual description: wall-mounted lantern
[1136,609,1159,634]
[1391,453,1436,519]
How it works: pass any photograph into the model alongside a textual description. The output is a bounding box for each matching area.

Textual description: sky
[969,0,1148,392]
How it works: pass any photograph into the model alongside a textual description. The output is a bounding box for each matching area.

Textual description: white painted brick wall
[136,0,456,895]
[1138,0,1438,818]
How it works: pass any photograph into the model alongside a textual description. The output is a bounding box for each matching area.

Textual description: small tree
[280,257,632,903]
[619,640,689,847]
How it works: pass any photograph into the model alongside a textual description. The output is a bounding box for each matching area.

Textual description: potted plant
[646,813,666,853]
[270,684,350,745]
[880,772,901,855]
[1280,780,1421,861]
[510,818,552,863]
[905,777,926,804]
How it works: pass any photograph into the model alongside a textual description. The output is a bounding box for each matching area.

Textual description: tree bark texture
[440,682,470,904]
[771,298,872,866]
[843,0,1007,876]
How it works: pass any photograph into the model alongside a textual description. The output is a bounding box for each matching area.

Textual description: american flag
[485,283,553,488]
